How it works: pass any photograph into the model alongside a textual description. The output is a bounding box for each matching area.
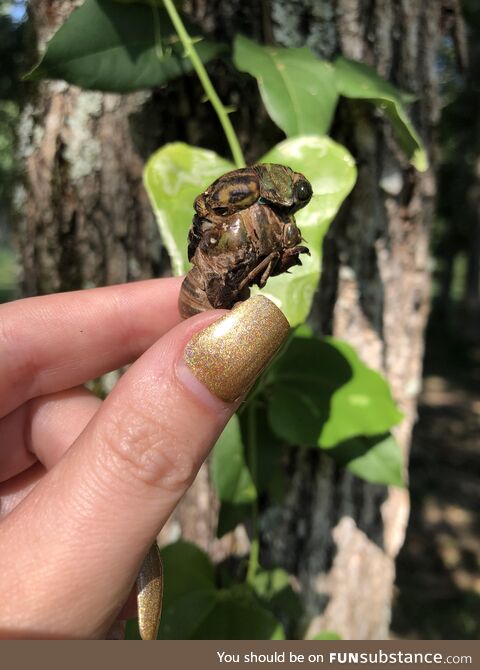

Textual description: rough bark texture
[306,1,438,638]
[16,1,162,294]
[15,0,456,640]
[184,0,444,640]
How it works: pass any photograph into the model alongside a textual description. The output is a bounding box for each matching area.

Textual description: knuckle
[99,404,199,493]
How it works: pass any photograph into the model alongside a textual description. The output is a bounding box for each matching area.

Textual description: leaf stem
[162,0,245,168]
[246,400,260,585]
[150,0,164,59]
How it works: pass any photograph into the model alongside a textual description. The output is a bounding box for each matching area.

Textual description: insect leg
[237,252,280,292]
[258,257,279,288]
[275,246,310,274]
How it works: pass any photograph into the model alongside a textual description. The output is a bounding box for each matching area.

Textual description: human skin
[0,278,288,639]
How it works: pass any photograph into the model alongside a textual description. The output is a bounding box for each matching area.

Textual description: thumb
[0,296,289,639]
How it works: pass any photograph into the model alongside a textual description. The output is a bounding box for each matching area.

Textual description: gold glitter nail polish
[184,295,290,403]
[137,543,163,641]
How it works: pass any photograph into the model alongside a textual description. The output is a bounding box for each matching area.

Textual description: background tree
[13,0,465,639]
[434,0,479,340]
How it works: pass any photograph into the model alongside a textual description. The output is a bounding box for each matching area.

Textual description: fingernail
[137,543,163,641]
[183,295,289,403]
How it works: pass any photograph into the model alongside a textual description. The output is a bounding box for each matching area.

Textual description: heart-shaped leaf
[233,35,338,137]
[144,142,233,274]
[257,136,356,325]
[266,335,404,448]
[144,137,356,325]
[160,540,215,605]
[26,0,223,92]
[329,433,404,487]
[334,56,428,172]
[192,585,285,640]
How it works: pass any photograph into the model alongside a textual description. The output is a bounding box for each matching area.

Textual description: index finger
[0,277,183,417]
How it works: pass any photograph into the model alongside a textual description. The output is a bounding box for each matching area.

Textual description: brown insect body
[179,164,312,318]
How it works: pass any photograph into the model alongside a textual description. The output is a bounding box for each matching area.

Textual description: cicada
[178,164,313,318]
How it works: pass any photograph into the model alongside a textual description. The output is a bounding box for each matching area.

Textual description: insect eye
[284,223,300,247]
[295,180,312,202]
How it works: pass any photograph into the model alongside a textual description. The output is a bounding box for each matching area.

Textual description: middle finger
[0,387,101,483]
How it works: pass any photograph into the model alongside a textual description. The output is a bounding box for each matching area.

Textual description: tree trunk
[16,1,164,295]
[15,0,453,639]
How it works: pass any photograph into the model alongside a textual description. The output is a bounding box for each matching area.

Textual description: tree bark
[16,1,165,296]
[15,0,455,639]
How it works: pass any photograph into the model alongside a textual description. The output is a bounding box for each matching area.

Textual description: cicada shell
[179,164,312,318]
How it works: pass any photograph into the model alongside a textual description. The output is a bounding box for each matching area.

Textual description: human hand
[0,279,288,639]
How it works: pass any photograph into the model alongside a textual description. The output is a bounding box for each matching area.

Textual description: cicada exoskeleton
[179,164,313,318]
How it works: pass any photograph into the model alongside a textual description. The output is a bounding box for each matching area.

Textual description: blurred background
[0,0,479,640]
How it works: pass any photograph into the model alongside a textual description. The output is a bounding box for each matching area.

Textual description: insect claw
[298,245,310,256]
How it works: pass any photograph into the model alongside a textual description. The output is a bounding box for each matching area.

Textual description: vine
[162,0,245,168]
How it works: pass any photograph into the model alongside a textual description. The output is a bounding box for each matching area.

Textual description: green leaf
[159,589,219,639]
[125,618,141,639]
[252,567,291,601]
[334,56,428,171]
[157,542,283,639]
[294,323,314,338]
[144,137,355,325]
[257,136,356,325]
[144,142,233,274]
[161,587,284,638]
[215,412,286,538]
[245,409,288,503]
[311,631,342,640]
[267,335,403,449]
[26,0,223,92]
[193,586,285,640]
[217,501,252,538]
[211,415,257,504]
[252,568,303,624]
[233,35,338,137]
[329,433,405,487]
[160,540,215,606]
[158,541,216,639]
